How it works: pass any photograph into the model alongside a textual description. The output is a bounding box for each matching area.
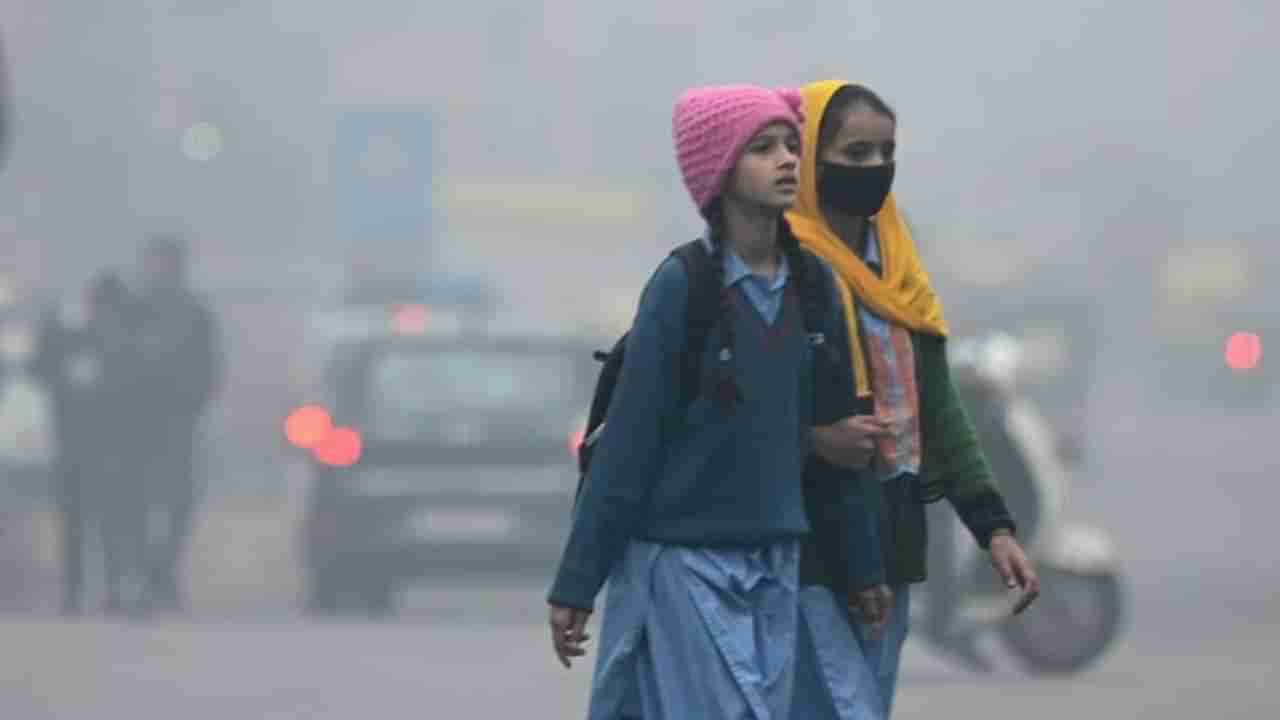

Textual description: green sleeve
[916,333,1016,548]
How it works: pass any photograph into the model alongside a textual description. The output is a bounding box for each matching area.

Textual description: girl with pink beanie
[546,85,888,719]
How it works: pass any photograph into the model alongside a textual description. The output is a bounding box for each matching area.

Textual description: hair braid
[779,217,839,371]
[703,200,741,410]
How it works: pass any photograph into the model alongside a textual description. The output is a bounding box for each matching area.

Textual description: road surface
[2,372,1277,718]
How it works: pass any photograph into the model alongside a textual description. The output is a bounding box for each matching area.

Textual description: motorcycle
[914,332,1126,674]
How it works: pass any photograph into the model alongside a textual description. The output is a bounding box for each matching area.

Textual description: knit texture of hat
[672,85,805,211]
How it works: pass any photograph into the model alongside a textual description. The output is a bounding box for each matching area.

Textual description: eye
[844,142,874,160]
[883,142,897,161]
[786,138,801,155]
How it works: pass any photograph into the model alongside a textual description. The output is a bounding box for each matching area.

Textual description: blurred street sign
[334,106,437,265]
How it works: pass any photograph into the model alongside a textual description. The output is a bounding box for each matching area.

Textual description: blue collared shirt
[701,233,792,325]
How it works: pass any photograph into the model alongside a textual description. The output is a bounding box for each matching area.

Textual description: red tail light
[313,427,363,467]
[394,304,430,335]
[285,405,333,449]
[1225,331,1262,371]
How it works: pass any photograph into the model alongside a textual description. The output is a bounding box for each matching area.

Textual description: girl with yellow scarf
[788,81,1041,719]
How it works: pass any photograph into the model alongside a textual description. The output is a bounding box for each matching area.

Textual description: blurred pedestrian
[32,270,141,615]
[132,235,222,614]
[785,80,1040,719]
[548,85,885,719]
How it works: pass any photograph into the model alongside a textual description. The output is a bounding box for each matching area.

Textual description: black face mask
[818,162,896,218]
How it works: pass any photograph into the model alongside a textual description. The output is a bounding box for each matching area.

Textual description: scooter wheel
[1000,569,1125,674]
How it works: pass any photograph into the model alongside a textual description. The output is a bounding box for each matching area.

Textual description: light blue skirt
[587,540,801,720]
[790,586,886,720]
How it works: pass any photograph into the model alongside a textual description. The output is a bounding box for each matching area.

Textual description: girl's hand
[812,415,892,469]
[848,584,894,639]
[989,532,1040,615]
[549,604,592,668]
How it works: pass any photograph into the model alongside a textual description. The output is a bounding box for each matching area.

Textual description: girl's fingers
[550,608,583,668]
[1016,557,1040,592]
[993,553,1017,589]
[571,614,590,639]
[552,634,570,668]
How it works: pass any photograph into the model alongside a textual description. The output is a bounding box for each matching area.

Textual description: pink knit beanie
[672,85,805,211]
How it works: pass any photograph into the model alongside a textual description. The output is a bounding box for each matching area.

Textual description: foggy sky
[0,1,1274,307]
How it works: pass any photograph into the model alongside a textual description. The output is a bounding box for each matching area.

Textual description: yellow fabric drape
[786,80,949,397]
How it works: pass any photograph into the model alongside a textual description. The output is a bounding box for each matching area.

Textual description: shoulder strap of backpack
[671,239,721,408]
[582,334,626,436]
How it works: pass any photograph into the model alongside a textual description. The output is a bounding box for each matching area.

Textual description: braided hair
[777,218,819,325]
[701,199,741,410]
[778,216,842,377]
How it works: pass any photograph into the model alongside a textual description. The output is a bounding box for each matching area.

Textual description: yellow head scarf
[786,80,949,397]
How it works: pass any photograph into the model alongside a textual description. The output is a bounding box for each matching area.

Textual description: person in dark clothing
[33,270,143,616]
[132,235,223,614]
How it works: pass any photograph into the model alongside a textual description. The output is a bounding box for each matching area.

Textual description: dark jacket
[801,331,1016,591]
[132,289,222,425]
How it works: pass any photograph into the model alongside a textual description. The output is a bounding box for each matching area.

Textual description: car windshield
[364,346,589,448]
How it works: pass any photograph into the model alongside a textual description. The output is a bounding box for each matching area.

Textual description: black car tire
[357,573,398,618]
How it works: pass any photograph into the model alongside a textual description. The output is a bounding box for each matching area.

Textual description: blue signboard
[333,107,436,255]
[333,107,493,311]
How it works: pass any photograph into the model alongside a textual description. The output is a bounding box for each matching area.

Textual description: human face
[818,105,897,170]
[723,122,801,214]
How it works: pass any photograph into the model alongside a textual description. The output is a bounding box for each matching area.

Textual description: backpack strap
[671,239,722,408]
[578,333,627,475]
[675,240,838,405]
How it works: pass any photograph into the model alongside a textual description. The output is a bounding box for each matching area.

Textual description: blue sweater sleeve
[821,261,886,591]
[547,258,688,610]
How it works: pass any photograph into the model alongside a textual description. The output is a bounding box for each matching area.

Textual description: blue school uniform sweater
[549,249,878,610]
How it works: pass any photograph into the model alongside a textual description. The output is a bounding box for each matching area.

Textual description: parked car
[293,305,597,616]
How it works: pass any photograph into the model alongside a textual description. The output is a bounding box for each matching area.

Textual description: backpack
[573,238,836,502]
